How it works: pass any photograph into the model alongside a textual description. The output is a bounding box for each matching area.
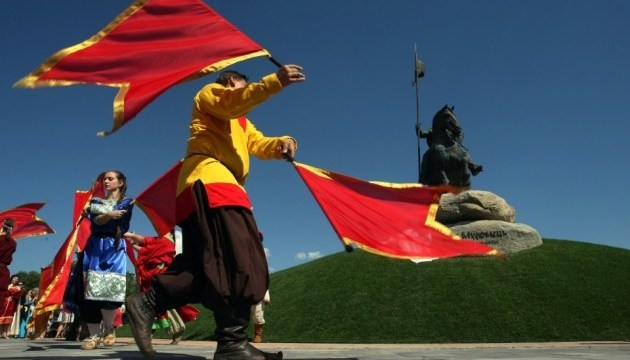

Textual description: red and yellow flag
[27,265,54,338]
[293,162,497,261]
[33,177,103,317]
[14,0,270,135]
[0,203,54,239]
[135,160,183,237]
[34,223,82,316]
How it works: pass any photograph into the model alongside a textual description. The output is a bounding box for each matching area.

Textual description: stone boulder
[449,220,542,254]
[436,190,516,224]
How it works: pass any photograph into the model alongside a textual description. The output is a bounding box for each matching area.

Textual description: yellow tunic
[176,73,294,221]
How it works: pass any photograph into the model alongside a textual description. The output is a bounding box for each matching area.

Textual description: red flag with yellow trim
[293,162,497,261]
[34,226,82,316]
[135,160,183,237]
[27,265,55,337]
[14,0,270,135]
[33,177,103,317]
[0,203,54,239]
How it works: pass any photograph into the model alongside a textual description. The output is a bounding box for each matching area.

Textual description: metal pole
[413,44,425,183]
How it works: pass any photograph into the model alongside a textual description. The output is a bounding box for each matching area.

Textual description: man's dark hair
[215,70,249,86]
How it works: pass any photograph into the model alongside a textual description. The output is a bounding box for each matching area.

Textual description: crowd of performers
[0,174,201,345]
[1,219,42,340]
[1,165,273,349]
[0,184,199,344]
[1,63,301,360]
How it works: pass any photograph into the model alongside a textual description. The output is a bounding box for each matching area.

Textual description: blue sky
[2,0,629,275]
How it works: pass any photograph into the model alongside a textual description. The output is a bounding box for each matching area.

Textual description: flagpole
[413,44,426,183]
[268,56,283,68]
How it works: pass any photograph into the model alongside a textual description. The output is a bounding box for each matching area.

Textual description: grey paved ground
[0,337,628,360]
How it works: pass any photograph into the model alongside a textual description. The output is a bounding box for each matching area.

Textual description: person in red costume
[1,219,20,339]
[125,232,199,345]
[0,275,23,338]
[0,219,16,303]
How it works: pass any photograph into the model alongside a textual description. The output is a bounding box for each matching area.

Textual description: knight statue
[419,105,482,188]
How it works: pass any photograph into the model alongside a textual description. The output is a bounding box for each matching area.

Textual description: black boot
[213,302,282,360]
[213,326,283,360]
[125,289,158,357]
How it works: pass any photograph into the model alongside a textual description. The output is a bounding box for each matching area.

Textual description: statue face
[444,114,462,136]
[432,109,461,138]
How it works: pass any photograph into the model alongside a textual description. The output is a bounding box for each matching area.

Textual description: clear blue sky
[2,0,629,274]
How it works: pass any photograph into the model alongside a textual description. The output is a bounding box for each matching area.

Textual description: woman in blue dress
[79,170,133,350]
[18,288,37,338]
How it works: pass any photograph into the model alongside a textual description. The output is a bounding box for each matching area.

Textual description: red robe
[0,235,17,303]
[0,285,20,325]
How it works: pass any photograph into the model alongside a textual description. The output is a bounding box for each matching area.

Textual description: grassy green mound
[118,239,630,343]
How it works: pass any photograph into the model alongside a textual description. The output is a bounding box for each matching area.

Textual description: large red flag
[33,176,104,316]
[0,203,54,239]
[135,160,183,237]
[14,0,270,135]
[27,265,55,338]
[33,227,81,316]
[293,162,497,261]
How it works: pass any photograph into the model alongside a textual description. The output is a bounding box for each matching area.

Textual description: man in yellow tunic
[126,64,305,360]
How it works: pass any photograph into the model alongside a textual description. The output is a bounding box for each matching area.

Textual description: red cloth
[135,237,176,292]
[175,304,199,323]
[132,236,199,323]
[113,308,123,327]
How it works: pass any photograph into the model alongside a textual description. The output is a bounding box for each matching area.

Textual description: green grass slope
[121,239,630,343]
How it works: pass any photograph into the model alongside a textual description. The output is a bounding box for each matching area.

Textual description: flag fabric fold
[14,0,270,135]
[293,162,497,261]
[0,203,54,239]
[135,160,183,237]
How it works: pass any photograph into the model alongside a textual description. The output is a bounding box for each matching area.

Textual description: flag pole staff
[270,55,302,165]
[413,43,426,183]
[268,56,283,68]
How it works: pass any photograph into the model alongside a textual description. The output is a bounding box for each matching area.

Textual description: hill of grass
[118,239,630,343]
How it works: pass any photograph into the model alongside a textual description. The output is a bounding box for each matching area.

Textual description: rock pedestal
[436,190,542,254]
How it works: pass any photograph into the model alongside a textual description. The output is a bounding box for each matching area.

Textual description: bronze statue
[419,105,482,188]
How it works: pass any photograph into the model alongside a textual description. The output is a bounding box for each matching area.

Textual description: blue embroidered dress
[83,197,133,304]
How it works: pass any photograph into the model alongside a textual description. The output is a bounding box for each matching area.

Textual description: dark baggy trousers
[152,181,269,343]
